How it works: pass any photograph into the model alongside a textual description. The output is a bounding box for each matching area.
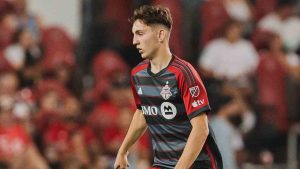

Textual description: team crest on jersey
[160,81,172,100]
[189,86,200,97]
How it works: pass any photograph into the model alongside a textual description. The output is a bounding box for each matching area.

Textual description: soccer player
[114,5,222,169]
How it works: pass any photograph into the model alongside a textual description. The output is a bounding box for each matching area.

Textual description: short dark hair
[129,5,173,29]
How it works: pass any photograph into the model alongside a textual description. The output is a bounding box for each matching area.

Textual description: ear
[157,29,166,43]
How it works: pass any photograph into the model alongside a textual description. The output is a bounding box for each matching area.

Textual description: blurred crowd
[0,0,300,169]
[0,0,150,169]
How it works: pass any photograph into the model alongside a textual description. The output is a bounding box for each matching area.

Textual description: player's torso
[132,66,194,166]
[132,67,190,127]
[131,59,220,168]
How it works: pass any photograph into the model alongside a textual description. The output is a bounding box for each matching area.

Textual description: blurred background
[0,0,300,169]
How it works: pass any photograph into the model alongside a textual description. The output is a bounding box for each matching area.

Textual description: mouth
[137,48,143,54]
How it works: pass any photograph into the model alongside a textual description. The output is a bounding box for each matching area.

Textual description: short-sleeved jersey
[131,56,222,169]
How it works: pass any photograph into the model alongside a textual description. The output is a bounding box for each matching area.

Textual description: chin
[140,53,149,59]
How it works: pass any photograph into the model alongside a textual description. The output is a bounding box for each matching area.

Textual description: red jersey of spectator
[43,120,96,153]
[87,101,120,131]
[0,124,31,158]
[102,126,150,154]
[257,51,289,131]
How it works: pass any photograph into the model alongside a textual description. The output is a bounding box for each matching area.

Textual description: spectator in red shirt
[0,94,48,169]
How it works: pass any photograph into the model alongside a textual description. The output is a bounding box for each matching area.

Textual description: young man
[114,5,222,169]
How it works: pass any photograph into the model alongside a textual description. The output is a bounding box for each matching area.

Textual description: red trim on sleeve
[168,58,210,117]
[130,62,149,109]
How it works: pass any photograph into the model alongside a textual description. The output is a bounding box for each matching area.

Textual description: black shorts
[190,160,214,169]
[152,160,218,169]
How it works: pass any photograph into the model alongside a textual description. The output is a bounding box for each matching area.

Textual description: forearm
[27,145,49,169]
[175,114,209,169]
[118,109,147,155]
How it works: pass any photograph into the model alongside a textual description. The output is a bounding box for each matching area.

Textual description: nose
[133,35,139,46]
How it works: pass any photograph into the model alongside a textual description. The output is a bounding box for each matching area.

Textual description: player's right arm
[114,109,147,169]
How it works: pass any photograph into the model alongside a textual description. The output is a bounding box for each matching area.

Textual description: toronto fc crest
[160,81,172,100]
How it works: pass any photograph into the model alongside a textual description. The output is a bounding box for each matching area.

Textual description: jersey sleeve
[130,71,142,110]
[176,63,211,120]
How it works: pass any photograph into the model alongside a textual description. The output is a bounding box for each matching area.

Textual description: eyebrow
[133,30,144,34]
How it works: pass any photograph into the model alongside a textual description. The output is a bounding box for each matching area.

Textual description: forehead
[132,19,152,33]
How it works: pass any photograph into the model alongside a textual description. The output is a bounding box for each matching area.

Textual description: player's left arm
[169,61,211,169]
[174,113,209,169]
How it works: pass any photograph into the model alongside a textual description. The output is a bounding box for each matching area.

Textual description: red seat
[41,27,73,52]
[199,0,229,46]
[0,13,16,50]
[0,28,13,50]
[92,50,129,81]
[251,29,275,50]
[42,49,76,72]
[0,0,13,16]
[256,51,289,132]
[101,0,132,46]
[34,79,71,100]
[0,50,13,72]
[253,0,277,21]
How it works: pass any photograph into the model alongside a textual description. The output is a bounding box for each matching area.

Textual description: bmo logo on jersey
[141,102,177,120]
[161,102,177,120]
[142,106,158,115]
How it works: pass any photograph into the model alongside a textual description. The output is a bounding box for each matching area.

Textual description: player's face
[132,20,160,59]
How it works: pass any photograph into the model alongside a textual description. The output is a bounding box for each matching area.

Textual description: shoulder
[239,39,250,45]
[4,44,23,54]
[258,13,279,26]
[169,57,198,85]
[131,60,149,76]
[170,56,196,72]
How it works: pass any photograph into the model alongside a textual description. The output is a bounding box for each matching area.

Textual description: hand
[114,153,129,169]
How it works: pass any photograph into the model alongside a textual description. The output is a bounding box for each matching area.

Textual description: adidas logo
[138,87,143,95]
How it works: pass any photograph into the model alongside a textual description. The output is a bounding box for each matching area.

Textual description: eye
[136,31,143,36]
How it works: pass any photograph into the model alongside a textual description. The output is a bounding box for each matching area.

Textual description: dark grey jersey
[131,56,222,169]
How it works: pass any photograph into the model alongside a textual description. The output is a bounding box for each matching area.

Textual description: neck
[149,46,172,74]
[227,37,239,44]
